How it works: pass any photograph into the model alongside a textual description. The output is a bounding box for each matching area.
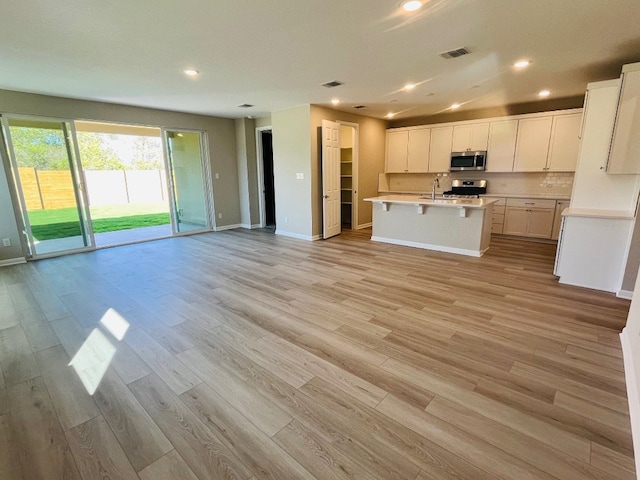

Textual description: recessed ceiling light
[183,69,199,77]
[386,113,395,118]
[331,98,340,105]
[402,1,423,12]
[514,60,531,69]
[404,83,416,91]
[538,90,551,97]
[451,103,461,109]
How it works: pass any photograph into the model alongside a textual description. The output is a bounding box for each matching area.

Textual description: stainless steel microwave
[450,151,487,171]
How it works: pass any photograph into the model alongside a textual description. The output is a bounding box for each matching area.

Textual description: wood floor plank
[590,442,636,480]
[0,229,633,479]
[177,348,292,437]
[426,395,614,480]
[0,414,23,480]
[129,373,254,480]
[24,321,60,352]
[554,391,631,433]
[34,345,100,430]
[124,328,202,394]
[138,450,199,480]
[8,377,81,480]
[181,382,315,479]
[377,394,558,480]
[0,326,39,386]
[92,369,173,471]
[381,356,591,462]
[66,415,139,480]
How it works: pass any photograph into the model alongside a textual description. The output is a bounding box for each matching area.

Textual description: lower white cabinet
[552,200,570,240]
[503,198,556,238]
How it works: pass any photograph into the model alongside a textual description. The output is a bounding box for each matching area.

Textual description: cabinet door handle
[525,202,535,205]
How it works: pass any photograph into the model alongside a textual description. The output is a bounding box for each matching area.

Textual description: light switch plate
[296,173,304,179]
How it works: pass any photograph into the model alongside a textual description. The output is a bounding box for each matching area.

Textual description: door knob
[323,195,329,199]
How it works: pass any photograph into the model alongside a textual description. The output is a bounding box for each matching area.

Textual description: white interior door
[322,120,341,239]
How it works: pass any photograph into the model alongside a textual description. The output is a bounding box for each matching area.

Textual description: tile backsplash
[382,171,574,196]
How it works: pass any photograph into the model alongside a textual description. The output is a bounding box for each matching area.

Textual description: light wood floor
[0,228,634,480]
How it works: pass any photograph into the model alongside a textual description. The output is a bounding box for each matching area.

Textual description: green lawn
[28,203,171,240]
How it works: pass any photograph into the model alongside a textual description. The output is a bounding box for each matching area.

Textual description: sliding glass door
[163,130,212,233]
[2,117,93,257]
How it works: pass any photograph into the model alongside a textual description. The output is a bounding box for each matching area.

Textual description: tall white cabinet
[555,78,640,294]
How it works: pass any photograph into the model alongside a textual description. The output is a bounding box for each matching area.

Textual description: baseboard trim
[240,223,263,229]
[275,230,318,241]
[620,327,640,478]
[0,257,27,267]
[214,224,242,232]
[370,236,486,257]
[618,290,634,300]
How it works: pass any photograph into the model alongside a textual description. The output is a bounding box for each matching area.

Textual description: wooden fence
[17,168,167,210]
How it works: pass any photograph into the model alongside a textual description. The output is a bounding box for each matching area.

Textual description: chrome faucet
[431,177,440,200]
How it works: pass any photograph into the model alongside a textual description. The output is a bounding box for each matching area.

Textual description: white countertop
[365,195,498,209]
[562,208,636,220]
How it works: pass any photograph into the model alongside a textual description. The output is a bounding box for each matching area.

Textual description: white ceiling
[1,0,640,121]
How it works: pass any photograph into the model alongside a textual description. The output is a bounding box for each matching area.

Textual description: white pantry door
[322,119,341,239]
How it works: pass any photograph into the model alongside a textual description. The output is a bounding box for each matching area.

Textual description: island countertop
[365,195,498,209]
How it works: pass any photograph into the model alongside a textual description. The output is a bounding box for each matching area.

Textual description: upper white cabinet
[547,113,582,172]
[386,130,409,172]
[407,129,430,173]
[607,63,640,174]
[513,117,553,172]
[429,126,453,172]
[385,128,430,173]
[486,120,518,172]
[451,123,489,152]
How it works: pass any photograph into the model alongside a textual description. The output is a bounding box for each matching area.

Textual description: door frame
[255,125,273,228]
[1,114,96,259]
[336,121,359,229]
[161,128,215,235]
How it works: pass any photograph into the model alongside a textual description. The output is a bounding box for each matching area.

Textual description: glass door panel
[164,130,211,233]
[2,117,93,257]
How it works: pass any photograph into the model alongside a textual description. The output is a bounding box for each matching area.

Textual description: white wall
[621,268,640,479]
[0,134,23,263]
[272,105,314,239]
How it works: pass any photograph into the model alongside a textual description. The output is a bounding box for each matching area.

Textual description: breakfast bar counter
[365,195,497,257]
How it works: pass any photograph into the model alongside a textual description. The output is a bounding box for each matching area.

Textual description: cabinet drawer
[492,213,504,224]
[493,204,505,214]
[491,223,504,234]
[506,198,556,209]
[492,197,507,206]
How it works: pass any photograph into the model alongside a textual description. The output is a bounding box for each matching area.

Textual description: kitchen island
[365,195,498,257]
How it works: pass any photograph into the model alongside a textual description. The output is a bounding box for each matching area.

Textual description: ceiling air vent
[322,80,344,88]
[439,47,470,59]
[237,104,254,108]
[353,105,367,109]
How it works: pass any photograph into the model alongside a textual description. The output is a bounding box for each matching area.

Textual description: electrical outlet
[215,173,220,179]
[2,238,10,247]
[218,212,223,219]
[284,216,288,223]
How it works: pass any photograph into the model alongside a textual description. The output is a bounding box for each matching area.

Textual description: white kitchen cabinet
[513,117,553,172]
[552,200,569,240]
[385,130,409,172]
[490,197,506,234]
[486,120,518,172]
[608,62,640,174]
[407,129,430,173]
[385,128,430,173]
[547,113,582,172]
[503,198,555,238]
[429,126,453,172]
[451,123,489,152]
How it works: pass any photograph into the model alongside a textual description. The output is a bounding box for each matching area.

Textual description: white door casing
[322,120,341,239]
